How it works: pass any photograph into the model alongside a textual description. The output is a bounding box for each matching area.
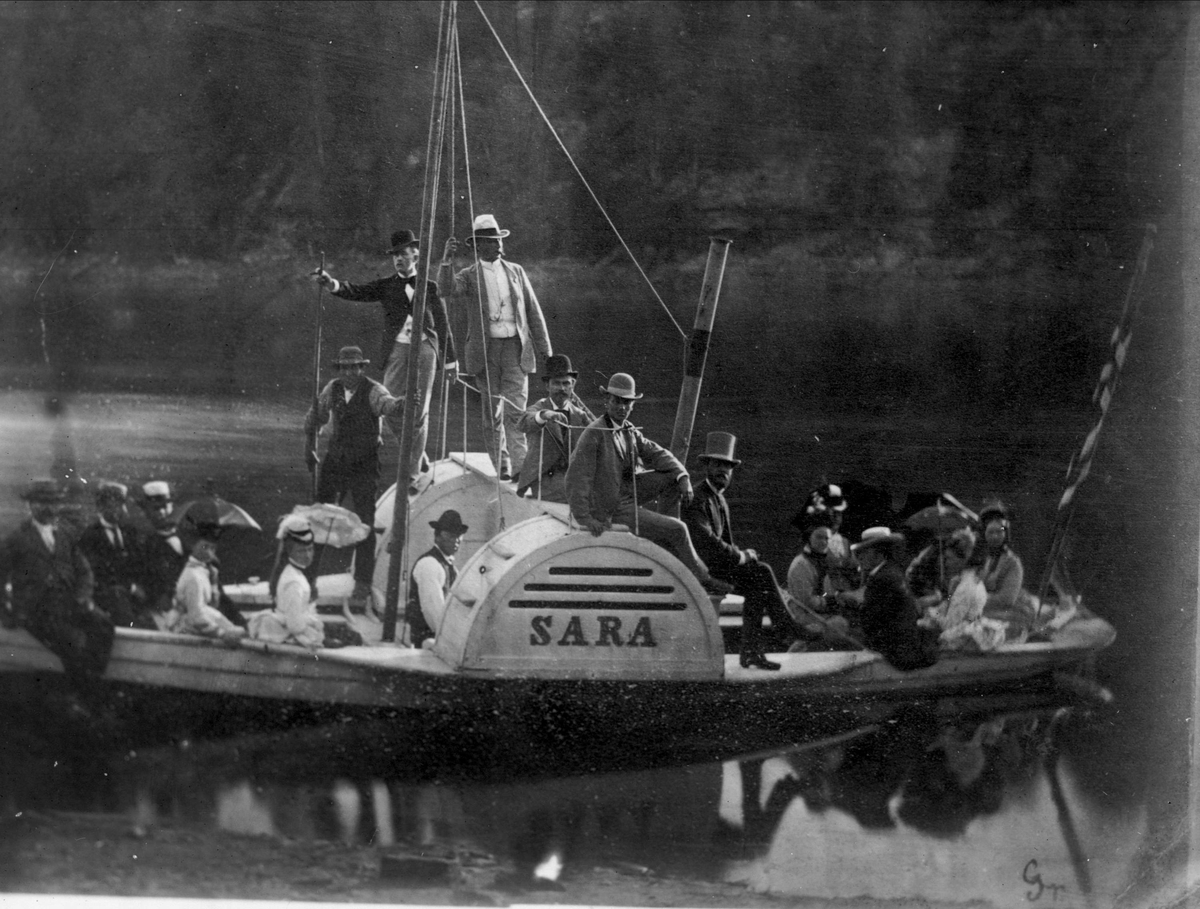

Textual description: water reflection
[2,696,1147,903]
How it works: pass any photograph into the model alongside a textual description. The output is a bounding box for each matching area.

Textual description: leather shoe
[739,651,781,671]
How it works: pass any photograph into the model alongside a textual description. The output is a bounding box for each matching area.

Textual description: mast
[382,0,456,642]
[669,237,732,465]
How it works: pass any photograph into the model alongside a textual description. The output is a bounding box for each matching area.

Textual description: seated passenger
[78,481,155,630]
[248,515,324,649]
[918,528,1005,652]
[166,523,246,644]
[515,354,594,502]
[978,501,1036,640]
[406,509,468,648]
[785,515,859,649]
[854,526,938,670]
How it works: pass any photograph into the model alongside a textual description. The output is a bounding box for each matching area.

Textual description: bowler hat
[465,214,510,245]
[332,345,370,367]
[96,481,129,505]
[386,229,419,254]
[599,373,643,400]
[542,354,578,381]
[21,478,64,504]
[429,509,469,535]
[851,526,904,552]
[697,431,742,466]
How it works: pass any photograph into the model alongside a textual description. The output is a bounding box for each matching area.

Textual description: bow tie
[402,275,416,287]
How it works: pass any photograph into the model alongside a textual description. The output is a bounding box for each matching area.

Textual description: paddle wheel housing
[430,515,725,680]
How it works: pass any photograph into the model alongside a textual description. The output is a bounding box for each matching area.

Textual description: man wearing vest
[304,345,403,609]
[515,354,594,502]
[314,229,458,491]
[440,214,553,481]
[406,509,468,648]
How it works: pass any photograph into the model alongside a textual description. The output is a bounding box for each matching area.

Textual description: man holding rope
[440,214,552,482]
[515,354,593,502]
[314,228,457,492]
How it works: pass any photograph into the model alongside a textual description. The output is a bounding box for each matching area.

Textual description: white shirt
[481,260,517,338]
[412,550,454,636]
[396,269,416,343]
[33,518,55,553]
[99,516,124,550]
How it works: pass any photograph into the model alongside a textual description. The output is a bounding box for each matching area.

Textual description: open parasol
[176,496,263,532]
[903,496,975,536]
[287,502,370,549]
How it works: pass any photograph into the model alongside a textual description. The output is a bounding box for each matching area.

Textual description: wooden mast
[382,0,456,642]
[669,237,732,466]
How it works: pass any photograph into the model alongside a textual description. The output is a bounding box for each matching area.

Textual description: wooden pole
[308,251,326,503]
[382,1,454,642]
[669,237,732,465]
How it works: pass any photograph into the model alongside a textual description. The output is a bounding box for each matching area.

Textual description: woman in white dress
[169,524,246,644]
[248,514,324,649]
[919,528,1004,651]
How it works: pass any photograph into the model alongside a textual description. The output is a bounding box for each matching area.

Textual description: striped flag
[1039,223,1155,603]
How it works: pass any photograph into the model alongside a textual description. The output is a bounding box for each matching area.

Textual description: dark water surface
[0,389,1189,905]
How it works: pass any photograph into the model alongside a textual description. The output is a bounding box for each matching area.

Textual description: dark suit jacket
[566,415,687,525]
[141,531,187,611]
[0,520,93,622]
[860,559,938,670]
[683,479,745,577]
[79,520,143,590]
[515,396,593,495]
[333,273,457,367]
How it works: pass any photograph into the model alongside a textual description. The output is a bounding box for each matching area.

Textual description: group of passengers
[786,491,1034,668]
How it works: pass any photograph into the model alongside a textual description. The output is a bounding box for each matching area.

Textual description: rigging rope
[470,0,686,341]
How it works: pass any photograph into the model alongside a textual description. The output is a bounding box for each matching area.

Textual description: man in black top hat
[514,354,594,502]
[406,509,468,647]
[314,229,458,489]
[305,345,404,610]
[0,478,114,690]
[440,214,553,481]
[683,432,786,670]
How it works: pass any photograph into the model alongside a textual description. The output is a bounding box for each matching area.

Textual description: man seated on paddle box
[406,509,468,648]
[514,354,594,503]
[682,431,787,671]
[564,372,729,595]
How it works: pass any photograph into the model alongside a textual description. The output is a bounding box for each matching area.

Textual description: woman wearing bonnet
[248,514,325,649]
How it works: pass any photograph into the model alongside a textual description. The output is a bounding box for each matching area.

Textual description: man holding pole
[304,345,404,611]
[314,229,458,492]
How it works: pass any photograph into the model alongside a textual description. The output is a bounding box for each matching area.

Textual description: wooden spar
[669,238,732,465]
[382,1,455,642]
[308,251,326,503]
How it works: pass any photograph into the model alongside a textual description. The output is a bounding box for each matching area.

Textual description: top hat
[142,480,173,502]
[851,526,905,552]
[386,229,419,254]
[277,513,314,545]
[542,354,578,381]
[465,214,510,245]
[332,345,370,367]
[697,431,742,466]
[429,509,469,535]
[599,373,643,400]
[96,481,129,504]
[21,478,64,504]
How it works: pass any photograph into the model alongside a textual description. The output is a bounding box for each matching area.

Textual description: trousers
[382,337,436,486]
[477,336,527,477]
[612,472,710,583]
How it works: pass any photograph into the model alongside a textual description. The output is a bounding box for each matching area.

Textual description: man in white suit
[441,214,553,481]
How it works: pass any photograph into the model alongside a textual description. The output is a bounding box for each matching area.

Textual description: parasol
[176,496,263,532]
[903,501,973,535]
[287,502,370,549]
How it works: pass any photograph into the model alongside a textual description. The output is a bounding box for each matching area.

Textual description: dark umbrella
[903,501,974,536]
[175,496,263,532]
